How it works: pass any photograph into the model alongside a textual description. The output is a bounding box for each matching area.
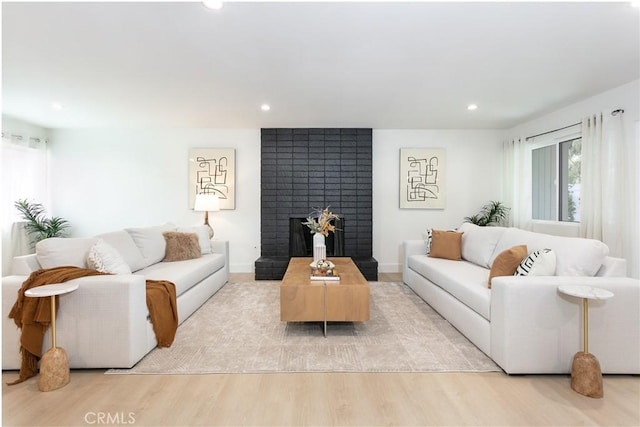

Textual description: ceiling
[2,1,639,130]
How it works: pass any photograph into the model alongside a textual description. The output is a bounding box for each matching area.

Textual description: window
[1,132,48,272]
[531,136,581,222]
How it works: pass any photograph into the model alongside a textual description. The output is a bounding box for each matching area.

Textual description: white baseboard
[229,263,254,274]
[377,263,402,273]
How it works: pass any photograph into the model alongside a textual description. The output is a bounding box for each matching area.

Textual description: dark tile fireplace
[255,128,378,280]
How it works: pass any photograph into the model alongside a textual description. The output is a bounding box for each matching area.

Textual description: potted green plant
[14,199,70,248]
[464,201,510,226]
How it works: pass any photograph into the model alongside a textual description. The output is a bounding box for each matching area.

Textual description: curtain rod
[525,108,624,141]
[1,132,44,143]
[1,132,23,140]
[525,122,581,141]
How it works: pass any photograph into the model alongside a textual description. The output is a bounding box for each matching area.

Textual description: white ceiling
[2,1,639,130]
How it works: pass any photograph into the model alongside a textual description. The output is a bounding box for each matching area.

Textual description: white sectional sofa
[403,222,640,374]
[2,223,229,370]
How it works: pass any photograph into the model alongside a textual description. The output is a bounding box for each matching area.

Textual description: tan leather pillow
[488,245,528,288]
[163,231,202,262]
[428,230,463,260]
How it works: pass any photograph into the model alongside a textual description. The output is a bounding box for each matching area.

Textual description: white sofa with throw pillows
[2,223,229,370]
[403,222,640,374]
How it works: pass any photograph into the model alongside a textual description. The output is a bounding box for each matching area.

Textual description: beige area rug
[107,282,500,374]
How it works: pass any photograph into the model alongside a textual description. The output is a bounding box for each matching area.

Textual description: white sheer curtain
[580,112,639,279]
[632,121,640,278]
[503,137,532,230]
[580,113,625,256]
[1,134,48,274]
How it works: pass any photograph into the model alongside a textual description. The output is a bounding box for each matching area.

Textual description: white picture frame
[189,148,235,209]
[399,148,445,209]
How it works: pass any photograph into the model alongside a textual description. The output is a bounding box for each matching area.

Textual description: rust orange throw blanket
[8,266,178,385]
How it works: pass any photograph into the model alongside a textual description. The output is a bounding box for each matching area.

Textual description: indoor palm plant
[464,201,510,226]
[14,199,70,248]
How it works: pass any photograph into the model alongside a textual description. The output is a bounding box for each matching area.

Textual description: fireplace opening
[289,217,344,257]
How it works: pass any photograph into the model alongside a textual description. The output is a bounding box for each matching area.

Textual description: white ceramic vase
[313,233,326,263]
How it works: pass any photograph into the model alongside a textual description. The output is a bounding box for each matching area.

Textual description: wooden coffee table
[280,257,370,336]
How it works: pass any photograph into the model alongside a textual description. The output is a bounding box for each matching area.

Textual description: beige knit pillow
[163,232,202,262]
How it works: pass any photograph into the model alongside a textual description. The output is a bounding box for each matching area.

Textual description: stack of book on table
[310,268,340,281]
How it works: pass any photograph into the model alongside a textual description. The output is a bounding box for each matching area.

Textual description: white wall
[48,127,504,274]
[48,128,261,273]
[31,81,640,277]
[507,79,640,278]
[373,130,504,272]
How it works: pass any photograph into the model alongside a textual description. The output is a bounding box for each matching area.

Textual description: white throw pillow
[515,248,556,276]
[177,225,212,255]
[459,222,506,268]
[86,239,132,274]
[95,230,147,272]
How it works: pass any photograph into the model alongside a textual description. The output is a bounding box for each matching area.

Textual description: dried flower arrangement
[302,206,339,237]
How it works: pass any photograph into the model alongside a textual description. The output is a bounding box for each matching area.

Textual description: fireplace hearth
[255,128,378,280]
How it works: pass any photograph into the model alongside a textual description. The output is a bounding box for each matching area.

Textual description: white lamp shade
[194,193,220,212]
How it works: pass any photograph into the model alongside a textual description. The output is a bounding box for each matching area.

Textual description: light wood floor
[3,273,639,426]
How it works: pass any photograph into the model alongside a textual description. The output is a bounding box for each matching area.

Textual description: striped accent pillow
[515,248,556,276]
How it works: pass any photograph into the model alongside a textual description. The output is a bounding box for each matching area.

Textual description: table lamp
[194,193,220,237]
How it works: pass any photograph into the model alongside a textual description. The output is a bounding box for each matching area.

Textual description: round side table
[558,285,614,398]
[25,282,79,391]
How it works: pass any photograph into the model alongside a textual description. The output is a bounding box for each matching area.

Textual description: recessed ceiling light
[261,104,271,112]
[467,104,478,111]
[51,102,64,111]
[203,1,223,10]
